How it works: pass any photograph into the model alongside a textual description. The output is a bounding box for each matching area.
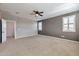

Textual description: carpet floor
[0,35,79,56]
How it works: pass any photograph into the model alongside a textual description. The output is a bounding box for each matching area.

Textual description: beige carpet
[0,35,79,56]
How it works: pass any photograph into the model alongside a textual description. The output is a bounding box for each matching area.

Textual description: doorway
[6,20,16,40]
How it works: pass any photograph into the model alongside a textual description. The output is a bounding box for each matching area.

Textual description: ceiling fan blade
[33,10,35,12]
[39,14,43,16]
[33,10,38,12]
[40,12,43,13]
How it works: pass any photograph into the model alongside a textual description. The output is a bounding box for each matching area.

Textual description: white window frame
[63,15,76,32]
[38,21,42,31]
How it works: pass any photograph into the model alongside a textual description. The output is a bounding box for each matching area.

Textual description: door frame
[6,20,16,39]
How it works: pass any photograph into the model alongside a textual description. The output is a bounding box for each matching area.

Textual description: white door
[2,19,6,43]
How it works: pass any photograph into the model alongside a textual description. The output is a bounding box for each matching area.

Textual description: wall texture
[39,11,79,41]
[16,19,37,39]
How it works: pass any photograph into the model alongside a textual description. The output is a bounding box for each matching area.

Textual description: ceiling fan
[31,10,44,17]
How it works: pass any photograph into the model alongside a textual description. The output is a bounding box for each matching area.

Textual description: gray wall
[39,11,79,41]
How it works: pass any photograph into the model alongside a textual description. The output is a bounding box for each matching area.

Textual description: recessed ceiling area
[0,3,79,21]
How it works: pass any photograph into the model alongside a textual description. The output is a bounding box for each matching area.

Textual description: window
[38,22,42,31]
[63,15,76,32]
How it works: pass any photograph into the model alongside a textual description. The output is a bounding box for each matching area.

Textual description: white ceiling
[0,3,79,21]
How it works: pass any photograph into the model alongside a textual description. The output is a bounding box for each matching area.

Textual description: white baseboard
[16,34,38,39]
